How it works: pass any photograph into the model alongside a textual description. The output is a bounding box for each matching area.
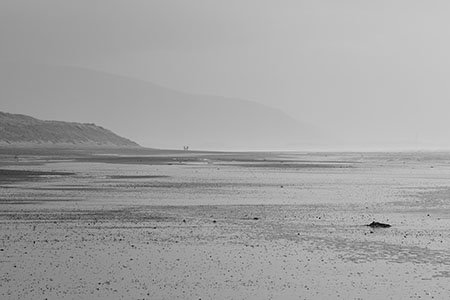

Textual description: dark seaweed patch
[0,169,75,184]
[107,175,170,179]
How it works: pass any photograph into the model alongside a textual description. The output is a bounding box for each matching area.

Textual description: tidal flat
[1,149,450,299]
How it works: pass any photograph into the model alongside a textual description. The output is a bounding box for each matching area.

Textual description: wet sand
[1,150,450,299]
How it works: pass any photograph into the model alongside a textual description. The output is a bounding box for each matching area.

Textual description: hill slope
[0,63,323,150]
[0,111,139,147]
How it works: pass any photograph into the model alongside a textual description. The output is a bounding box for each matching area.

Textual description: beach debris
[366,221,391,228]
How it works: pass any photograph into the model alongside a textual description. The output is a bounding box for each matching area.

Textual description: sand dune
[0,111,139,147]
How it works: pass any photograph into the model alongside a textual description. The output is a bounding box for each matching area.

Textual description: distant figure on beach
[183,146,189,151]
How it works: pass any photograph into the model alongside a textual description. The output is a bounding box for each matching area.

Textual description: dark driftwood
[366,221,391,228]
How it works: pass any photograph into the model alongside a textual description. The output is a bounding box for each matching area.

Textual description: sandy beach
[1,150,450,299]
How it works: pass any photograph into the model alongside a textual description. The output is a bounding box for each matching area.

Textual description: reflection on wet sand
[1,150,450,299]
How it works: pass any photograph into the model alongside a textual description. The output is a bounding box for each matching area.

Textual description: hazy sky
[2,0,450,146]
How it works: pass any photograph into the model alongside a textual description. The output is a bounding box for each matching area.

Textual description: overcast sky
[2,0,450,146]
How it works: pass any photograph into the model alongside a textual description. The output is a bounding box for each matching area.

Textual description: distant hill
[0,63,324,150]
[0,111,139,147]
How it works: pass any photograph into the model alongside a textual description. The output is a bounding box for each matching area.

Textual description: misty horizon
[2,1,450,151]
[1,62,449,152]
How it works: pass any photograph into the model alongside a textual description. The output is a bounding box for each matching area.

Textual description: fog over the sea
[2,0,450,149]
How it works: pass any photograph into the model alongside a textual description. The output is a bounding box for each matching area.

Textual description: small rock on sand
[366,221,391,228]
